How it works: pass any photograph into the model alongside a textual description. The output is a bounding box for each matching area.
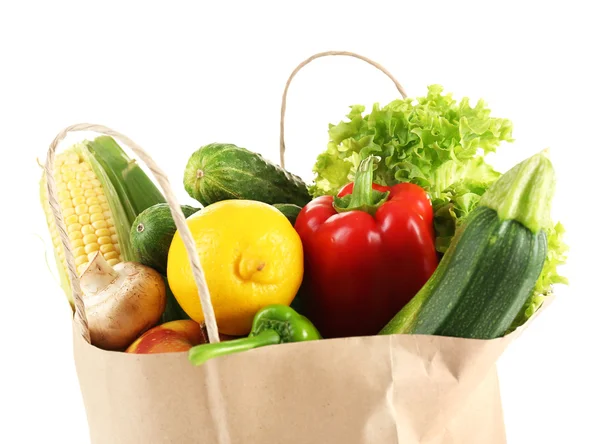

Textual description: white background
[1,1,598,443]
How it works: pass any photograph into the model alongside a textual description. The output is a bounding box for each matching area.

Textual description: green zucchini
[273,203,302,226]
[183,143,311,207]
[379,151,554,339]
[130,203,200,275]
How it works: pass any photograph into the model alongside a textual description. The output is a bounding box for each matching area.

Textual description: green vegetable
[160,277,190,324]
[188,304,321,366]
[309,85,513,253]
[379,151,553,339]
[130,203,200,275]
[311,85,567,318]
[273,203,302,226]
[183,143,311,207]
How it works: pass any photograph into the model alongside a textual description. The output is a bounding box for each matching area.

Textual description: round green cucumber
[183,143,311,207]
[130,203,200,275]
[273,203,302,226]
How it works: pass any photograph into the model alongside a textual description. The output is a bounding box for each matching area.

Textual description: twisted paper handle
[45,124,221,344]
[279,50,408,168]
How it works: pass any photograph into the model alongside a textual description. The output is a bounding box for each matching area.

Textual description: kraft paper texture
[73,318,532,444]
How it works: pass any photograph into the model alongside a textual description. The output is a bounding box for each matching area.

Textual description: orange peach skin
[126,320,207,354]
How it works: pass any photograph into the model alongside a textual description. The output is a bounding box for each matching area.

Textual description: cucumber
[183,143,311,207]
[161,277,191,324]
[273,203,302,226]
[131,203,200,275]
[380,151,554,339]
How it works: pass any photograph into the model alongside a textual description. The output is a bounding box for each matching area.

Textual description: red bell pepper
[294,155,439,339]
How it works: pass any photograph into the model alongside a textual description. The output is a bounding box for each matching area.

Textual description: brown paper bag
[72,319,522,444]
[44,52,546,444]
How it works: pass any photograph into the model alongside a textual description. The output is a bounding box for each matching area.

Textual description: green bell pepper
[188,304,321,366]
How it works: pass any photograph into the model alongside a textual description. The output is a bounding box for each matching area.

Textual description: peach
[126,320,207,354]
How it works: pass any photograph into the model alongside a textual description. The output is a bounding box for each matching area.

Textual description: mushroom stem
[80,252,120,295]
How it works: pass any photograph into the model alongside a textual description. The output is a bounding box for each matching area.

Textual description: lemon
[167,200,304,336]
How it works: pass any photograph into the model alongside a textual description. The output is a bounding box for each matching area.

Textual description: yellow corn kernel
[109,226,117,235]
[73,246,86,258]
[103,251,119,261]
[75,255,88,267]
[63,154,79,165]
[90,179,101,188]
[114,244,121,253]
[90,214,103,224]
[98,236,112,245]
[75,204,88,215]
[67,223,82,234]
[84,189,95,198]
[89,205,103,214]
[87,252,99,261]
[95,228,111,237]
[76,171,88,181]
[92,220,108,230]
[57,190,71,201]
[79,213,90,224]
[59,199,73,210]
[69,231,83,241]
[54,156,65,167]
[65,214,78,225]
[100,244,115,253]
[85,243,100,255]
[70,188,85,198]
[81,224,94,235]
[107,258,120,267]
[62,207,75,217]
[97,194,107,203]
[71,239,84,249]
[61,172,76,182]
[67,180,80,190]
[83,233,98,244]
[72,196,86,206]
[86,196,99,205]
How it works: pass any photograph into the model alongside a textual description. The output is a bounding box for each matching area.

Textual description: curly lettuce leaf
[311,84,514,251]
[430,157,502,252]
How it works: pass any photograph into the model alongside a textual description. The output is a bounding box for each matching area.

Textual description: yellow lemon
[167,199,304,336]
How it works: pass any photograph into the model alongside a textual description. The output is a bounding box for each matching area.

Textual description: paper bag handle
[45,124,221,345]
[279,50,408,168]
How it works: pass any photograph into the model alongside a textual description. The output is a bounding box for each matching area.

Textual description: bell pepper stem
[188,329,281,366]
[333,155,389,216]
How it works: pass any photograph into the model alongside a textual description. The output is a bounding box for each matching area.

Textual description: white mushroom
[79,251,166,350]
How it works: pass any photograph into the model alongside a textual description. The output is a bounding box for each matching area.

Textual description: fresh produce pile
[40,85,568,363]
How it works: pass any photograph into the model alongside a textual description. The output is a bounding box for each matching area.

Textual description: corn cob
[40,138,166,307]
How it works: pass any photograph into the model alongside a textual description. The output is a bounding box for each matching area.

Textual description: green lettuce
[309,84,514,251]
